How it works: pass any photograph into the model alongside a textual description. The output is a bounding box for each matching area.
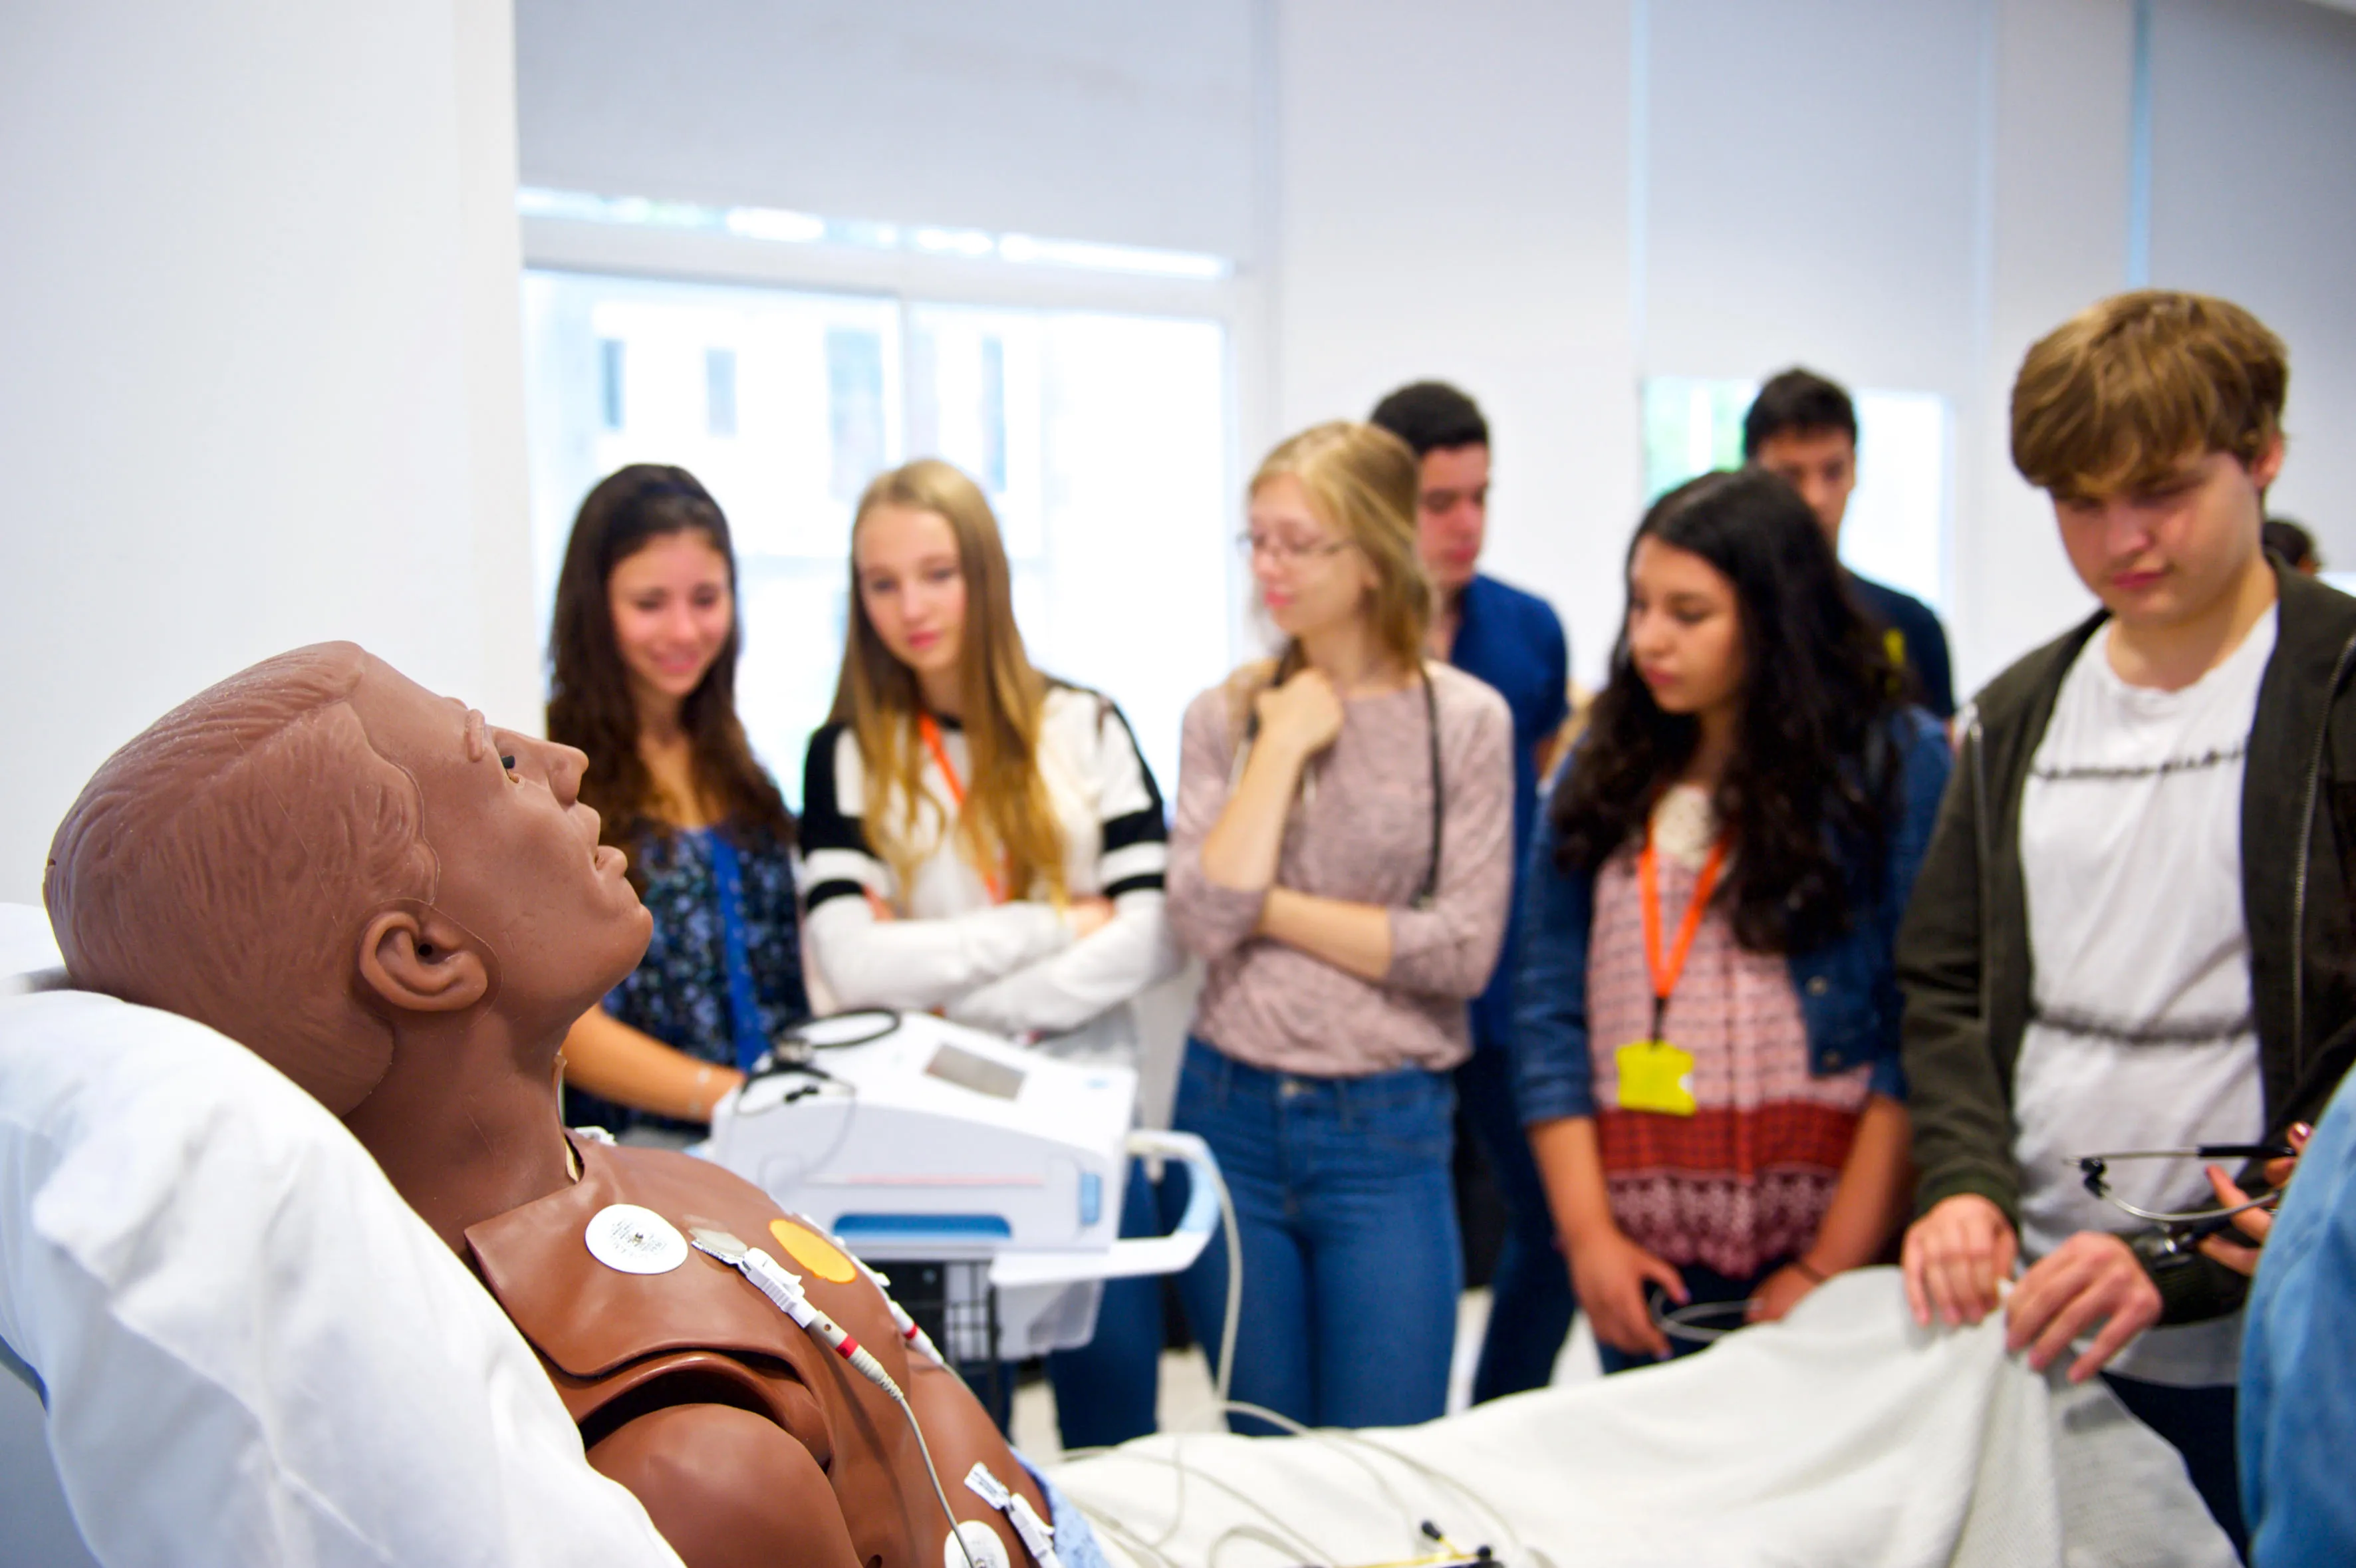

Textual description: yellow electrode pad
[771,1218,858,1283]
[1616,1039,1698,1117]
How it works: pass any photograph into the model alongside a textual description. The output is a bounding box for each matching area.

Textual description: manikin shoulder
[588,1402,862,1568]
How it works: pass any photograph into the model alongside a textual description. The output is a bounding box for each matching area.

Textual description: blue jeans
[1045,1159,1162,1449]
[1167,1037,1462,1432]
[1454,1041,1577,1400]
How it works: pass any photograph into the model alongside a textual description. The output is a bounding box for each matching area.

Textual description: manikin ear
[357,906,493,1015]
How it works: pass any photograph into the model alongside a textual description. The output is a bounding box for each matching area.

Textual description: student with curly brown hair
[1515,469,1948,1374]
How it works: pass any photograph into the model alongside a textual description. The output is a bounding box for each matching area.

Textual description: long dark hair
[546,463,791,851]
[1552,468,1901,954]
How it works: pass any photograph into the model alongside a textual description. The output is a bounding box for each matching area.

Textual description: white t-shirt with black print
[2014,606,2276,1387]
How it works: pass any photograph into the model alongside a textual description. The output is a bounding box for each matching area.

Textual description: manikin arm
[588,1403,860,1568]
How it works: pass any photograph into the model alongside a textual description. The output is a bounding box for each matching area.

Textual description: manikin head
[44,643,651,1118]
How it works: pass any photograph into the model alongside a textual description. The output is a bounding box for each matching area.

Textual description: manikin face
[854,504,970,691]
[348,656,651,1030]
[1755,429,1857,547]
[1626,535,1746,723]
[607,531,733,708]
[1247,473,1376,641]
[1416,444,1490,596]
[2053,444,2283,631]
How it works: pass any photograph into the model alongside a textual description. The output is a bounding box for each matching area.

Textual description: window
[704,347,737,438]
[1640,376,1950,613]
[597,338,625,430]
[521,270,1232,804]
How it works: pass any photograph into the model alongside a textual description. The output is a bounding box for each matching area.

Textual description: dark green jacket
[1898,563,2356,1323]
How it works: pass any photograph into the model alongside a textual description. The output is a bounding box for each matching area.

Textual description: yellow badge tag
[1615,1039,1698,1117]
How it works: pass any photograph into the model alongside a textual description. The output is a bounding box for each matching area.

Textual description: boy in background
[1371,380,1574,1401]
[1744,369,1956,719]
[1898,291,2356,1558]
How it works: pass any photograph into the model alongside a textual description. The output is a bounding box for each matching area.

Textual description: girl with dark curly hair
[1512,468,1951,1372]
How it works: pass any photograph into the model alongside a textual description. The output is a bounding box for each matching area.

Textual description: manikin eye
[499,754,517,771]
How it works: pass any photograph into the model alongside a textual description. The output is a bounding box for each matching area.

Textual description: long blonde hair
[1230,421,1431,720]
[829,459,1068,905]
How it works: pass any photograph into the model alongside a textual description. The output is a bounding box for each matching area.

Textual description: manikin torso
[467,1136,1037,1568]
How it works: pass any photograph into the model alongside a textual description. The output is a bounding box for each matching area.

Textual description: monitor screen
[923,1044,1025,1101]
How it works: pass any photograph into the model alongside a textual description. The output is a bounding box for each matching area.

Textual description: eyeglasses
[1237,530,1353,565]
[2074,1142,2291,1243]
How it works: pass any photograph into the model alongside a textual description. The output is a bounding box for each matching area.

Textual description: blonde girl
[799,457,1179,1444]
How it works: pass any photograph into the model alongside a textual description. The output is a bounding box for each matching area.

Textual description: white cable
[1207,1400,1527,1565]
[1208,1521,1322,1567]
[1082,1510,1186,1568]
[1210,1402,1422,1546]
[1210,1167,1242,1406]
[894,1391,984,1568]
[1085,1438,1334,1563]
[691,1232,982,1568]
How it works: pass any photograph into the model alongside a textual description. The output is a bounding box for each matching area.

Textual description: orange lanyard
[1638,825,1729,1043]
[916,714,1006,904]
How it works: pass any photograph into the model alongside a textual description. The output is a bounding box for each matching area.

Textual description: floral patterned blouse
[567,822,809,1134]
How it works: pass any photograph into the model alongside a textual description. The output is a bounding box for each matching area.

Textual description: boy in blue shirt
[1744,368,1957,719]
[1371,380,1573,1400]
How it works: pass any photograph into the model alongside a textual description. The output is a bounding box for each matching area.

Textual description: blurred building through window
[521,269,1231,803]
[1640,375,1951,615]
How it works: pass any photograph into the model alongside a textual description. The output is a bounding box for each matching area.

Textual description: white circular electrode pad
[944,1519,1011,1568]
[583,1203,688,1275]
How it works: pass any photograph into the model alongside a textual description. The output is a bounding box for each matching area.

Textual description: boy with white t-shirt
[1897,291,2356,1557]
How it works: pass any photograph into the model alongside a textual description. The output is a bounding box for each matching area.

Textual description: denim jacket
[1512,710,1952,1125]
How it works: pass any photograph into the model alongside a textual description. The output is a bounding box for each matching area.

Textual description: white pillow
[0,918,684,1567]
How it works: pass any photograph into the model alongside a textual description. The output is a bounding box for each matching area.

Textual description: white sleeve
[805,895,1072,1013]
[944,888,1182,1037]
[942,699,1182,1035]
[799,723,1073,1013]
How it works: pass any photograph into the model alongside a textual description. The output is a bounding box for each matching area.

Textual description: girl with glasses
[1166,421,1515,1430]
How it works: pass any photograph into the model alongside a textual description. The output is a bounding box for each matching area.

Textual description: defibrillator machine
[702,1010,1221,1359]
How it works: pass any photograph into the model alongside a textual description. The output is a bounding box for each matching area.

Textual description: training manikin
[42,643,1052,1568]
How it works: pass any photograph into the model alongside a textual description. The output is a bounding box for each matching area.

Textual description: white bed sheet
[1051,1269,2236,1568]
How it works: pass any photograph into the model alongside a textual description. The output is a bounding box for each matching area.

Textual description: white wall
[515,1,1259,260]
[1271,0,1638,685]
[1642,0,1988,396]
[1953,0,2135,687]
[1270,0,2356,692]
[2149,0,2356,563]
[0,0,535,905]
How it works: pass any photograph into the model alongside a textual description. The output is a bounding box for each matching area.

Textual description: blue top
[1847,571,1956,721]
[1446,573,1571,1052]
[1511,709,1951,1124]
[571,823,811,1132]
[2240,1074,2356,1565]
